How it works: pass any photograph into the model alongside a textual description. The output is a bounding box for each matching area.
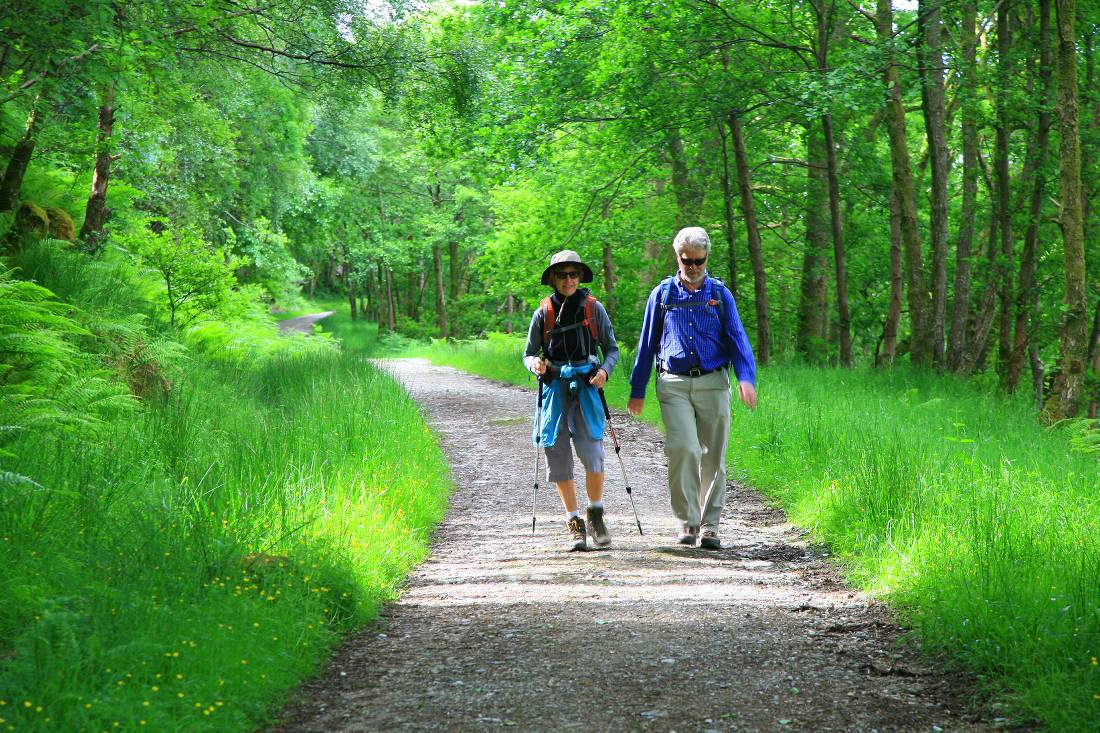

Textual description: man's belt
[660,364,726,378]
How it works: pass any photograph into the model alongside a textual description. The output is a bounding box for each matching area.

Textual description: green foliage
[0,348,450,732]
[226,218,311,303]
[118,221,244,328]
[0,268,135,459]
[1055,418,1100,458]
[731,365,1100,730]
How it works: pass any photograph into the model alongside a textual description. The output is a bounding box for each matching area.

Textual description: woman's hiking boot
[699,528,721,550]
[567,516,587,551]
[586,505,611,547]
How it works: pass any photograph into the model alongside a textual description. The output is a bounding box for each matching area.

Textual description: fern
[1051,417,1100,459]
[0,270,136,452]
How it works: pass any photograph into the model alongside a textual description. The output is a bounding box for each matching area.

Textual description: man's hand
[627,397,645,416]
[532,358,548,376]
[738,381,757,410]
[588,368,607,388]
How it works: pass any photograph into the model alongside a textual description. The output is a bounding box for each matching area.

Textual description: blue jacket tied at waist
[532,363,606,447]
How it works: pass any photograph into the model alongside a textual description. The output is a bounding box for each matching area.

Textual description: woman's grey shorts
[543,397,604,482]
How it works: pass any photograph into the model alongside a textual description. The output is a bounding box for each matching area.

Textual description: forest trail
[278,311,335,334]
[271,359,1009,733]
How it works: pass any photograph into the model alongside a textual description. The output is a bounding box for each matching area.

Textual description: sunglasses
[554,270,582,280]
[679,255,708,267]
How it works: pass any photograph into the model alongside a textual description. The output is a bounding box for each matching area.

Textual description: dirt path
[278,311,335,335]
[271,359,1016,733]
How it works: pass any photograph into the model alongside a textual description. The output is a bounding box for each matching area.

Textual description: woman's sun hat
[540,250,594,285]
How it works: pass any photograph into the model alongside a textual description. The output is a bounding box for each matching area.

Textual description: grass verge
[0,259,452,731]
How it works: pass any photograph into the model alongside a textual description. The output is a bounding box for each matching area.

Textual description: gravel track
[270,358,1019,733]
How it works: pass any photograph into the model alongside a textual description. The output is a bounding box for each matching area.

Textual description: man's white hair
[672,226,712,254]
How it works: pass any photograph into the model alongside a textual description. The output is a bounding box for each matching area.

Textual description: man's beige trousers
[655,369,731,530]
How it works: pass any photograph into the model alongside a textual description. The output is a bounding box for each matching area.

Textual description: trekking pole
[597,388,643,536]
[531,373,546,534]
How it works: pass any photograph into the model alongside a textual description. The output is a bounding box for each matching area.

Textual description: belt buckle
[686,367,703,377]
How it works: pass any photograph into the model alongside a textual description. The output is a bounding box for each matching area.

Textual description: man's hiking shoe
[699,529,721,550]
[677,524,699,546]
[586,505,611,547]
[567,516,587,551]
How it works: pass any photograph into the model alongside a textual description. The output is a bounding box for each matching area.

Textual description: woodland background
[2,0,1097,416]
[2,1,1099,731]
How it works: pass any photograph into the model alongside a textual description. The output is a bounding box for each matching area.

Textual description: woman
[523,250,620,551]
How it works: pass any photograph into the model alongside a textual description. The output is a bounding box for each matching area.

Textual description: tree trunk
[882,186,904,366]
[385,268,396,332]
[994,3,1017,387]
[372,267,384,324]
[960,204,1002,374]
[428,182,449,338]
[813,1,852,366]
[876,0,929,366]
[798,125,830,363]
[1087,298,1099,417]
[948,0,980,372]
[407,271,419,319]
[78,83,117,245]
[347,283,358,320]
[433,244,447,338]
[602,237,616,321]
[415,269,427,317]
[449,211,462,300]
[0,90,43,212]
[918,0,949,367]
[505,293,515,335]
[717,117,739,300]
[1083,29,1098,233]
[821,111,852,367]
[666,127,698,229]
[1047,0,1089,418]
[727,111,770,365]
[1007,0,1053,393]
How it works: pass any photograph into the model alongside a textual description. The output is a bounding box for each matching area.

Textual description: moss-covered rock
[15,201,49,237]
[2,201,49,253]
[44,207,75,242]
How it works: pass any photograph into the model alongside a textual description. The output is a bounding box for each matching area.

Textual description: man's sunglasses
[554,270,582,280]
[679,255,708,267]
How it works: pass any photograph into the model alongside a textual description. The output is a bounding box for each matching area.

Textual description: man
[627,227,757,550]
[524,250,620,551]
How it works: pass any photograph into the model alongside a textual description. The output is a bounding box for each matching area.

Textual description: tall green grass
[407,333,1100,731]
[738,365,1100,731]
[0,248,453,732]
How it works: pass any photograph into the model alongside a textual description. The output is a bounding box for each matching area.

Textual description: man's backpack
[653,275,730,350]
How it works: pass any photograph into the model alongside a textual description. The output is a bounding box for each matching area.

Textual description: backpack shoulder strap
[659,276,674,311]
[583,294,599,341]
[705,276,729,331]
[539,296,554,346]
[653,276,675,351]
